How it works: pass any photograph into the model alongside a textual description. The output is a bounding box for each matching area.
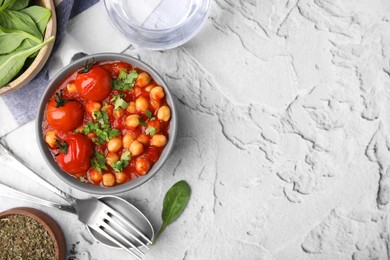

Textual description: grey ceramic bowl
[36,53,177,194]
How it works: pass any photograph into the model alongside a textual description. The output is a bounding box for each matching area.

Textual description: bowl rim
[103,0,210,50]
[0,0,57,95]
[36,53,177,195]
[0,207,66,260]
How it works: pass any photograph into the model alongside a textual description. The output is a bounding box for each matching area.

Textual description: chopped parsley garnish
[145,110,155,120]
[82,110,120,145]
[91,151,107,173]
[145,126,156,136]
[110,151,131,172]
[111,94,128,110]
[110,70,138,91]
[138,118,147,127]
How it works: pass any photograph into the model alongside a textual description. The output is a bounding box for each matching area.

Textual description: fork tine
[100,220,145,257]
[105,213,150,249]
[107,209,153,245]
[89,224,143,260]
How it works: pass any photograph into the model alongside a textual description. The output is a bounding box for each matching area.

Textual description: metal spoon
[0,143,154,251]
[0,182,153,249]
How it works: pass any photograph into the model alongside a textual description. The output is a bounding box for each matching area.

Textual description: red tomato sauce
[42,61,171,187]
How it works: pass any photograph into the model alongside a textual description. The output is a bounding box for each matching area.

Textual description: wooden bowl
[0,0,57,95]
[0,207,66,260]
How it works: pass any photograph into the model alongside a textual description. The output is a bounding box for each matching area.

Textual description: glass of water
[103,0,210,50]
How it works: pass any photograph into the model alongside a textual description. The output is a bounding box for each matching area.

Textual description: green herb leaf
[153,180,191,243]
[145,126,156,136]
[20,6,51,36]
[79,176,89,183]
[110,69,138,91]
[91,151,107,173]
[8,0,29,10]
[111,94,128,110]
[82,116,120,145]
[108,128,121,139]
[138,118,147,127]
[145,109,155,120]
[0,36,54,88]
[0,9,42,41]
[0,26,40,54]
[110,151,131,172]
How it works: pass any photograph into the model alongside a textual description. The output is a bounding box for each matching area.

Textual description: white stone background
[1,0,390,259]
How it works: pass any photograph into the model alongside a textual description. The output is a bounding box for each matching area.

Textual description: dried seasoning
[0,214,56,260]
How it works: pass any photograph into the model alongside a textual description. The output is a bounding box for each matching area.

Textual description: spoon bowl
[88,196,154,248]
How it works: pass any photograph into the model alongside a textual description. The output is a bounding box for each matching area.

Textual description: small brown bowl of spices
[0,207,66,260]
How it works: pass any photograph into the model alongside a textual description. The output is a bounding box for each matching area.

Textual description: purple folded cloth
[0,0,99,137]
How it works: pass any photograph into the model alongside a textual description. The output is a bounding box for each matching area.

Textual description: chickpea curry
[42,61,171,187]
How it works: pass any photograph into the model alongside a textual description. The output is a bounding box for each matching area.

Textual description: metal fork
[0,143,152,259]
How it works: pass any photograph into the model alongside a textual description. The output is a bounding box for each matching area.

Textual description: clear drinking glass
[103,0,210,50]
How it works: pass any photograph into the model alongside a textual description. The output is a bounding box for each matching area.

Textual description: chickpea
[102,104,113,116]
[66,82,77,94]
[150,98,160,110]
[89,169,102,184]
[137,134,150,145]
[151,134,167,147]
[106,152,119,165]
[150,86,165,100]
[136,72,151,87]
[45,130,57,148]
[87,132,97,140]
[135,158,151,175]
[133,87,142,97]
[135,96,149,112]
[76,125,84,133]
[122,132,135,149]
[125,114,140,129]
[145,84,155,92]
[107,136,123,152]
[127,101,136,113]
[85,101,101,115]
[157,106,171,121]
[115,172,127,184]
[129,140,144,156]
[102,173,116,187]
[113,108,124,118]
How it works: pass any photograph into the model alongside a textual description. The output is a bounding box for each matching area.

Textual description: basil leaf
[154,180,191,243]
[21,6,51,35]
[0,36,54,88]
[0,0,16,11]
[0,26,40,54]
[8,0,29,10]
[0,9,42,41]
[91,151,107,173]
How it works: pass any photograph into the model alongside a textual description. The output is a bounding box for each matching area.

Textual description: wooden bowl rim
[0,207,66,260]
[0,0,57,95]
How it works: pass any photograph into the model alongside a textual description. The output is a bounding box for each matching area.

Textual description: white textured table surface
[1,0,390,259]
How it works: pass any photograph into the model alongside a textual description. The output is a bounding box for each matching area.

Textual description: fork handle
[0,182,77,214]
[0,143,77,205]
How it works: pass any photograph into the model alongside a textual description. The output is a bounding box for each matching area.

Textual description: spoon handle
[0,142,77,205]
[0,182,77,214]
